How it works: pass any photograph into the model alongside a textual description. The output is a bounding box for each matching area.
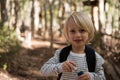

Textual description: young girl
[40,12,106,80]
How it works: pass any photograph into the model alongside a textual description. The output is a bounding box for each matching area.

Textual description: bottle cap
[77,71,84,76]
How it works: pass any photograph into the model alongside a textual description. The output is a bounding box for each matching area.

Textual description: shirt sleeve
[40,49,63,76]
[89,52,106,80]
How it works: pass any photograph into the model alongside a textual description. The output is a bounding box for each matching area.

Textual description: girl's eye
[79,29,86,33]
[70,30,75,33]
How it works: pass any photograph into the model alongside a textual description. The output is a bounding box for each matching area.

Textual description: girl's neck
[72,45,85,54]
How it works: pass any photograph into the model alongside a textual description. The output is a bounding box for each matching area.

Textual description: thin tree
[31,0,35,38]
[49,0,55,49]
[0,0,7,27]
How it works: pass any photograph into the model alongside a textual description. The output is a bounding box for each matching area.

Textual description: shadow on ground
[7,47,58,80]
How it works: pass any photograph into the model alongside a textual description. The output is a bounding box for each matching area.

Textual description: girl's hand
[62,61,77,72]
[78,72,90,80]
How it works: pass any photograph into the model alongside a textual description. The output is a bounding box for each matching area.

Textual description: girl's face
[67,18,89,48]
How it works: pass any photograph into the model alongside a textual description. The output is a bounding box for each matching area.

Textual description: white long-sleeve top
[40,49,106,80]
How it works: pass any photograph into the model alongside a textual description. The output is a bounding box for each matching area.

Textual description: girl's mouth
[74,40,82,43]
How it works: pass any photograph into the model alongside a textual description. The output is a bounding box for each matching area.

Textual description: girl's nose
[76,32,82,37]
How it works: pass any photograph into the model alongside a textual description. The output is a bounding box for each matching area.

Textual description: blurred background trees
[0,0,119,49]
[0,0,120,80]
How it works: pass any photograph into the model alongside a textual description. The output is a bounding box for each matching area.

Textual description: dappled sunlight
[0,49,6,53]
[93,7,99,31]
[22,38,66,50]
[21,33,67,50]
[105,23,112,34]
[0,71,21,80]
[27,69,41,76]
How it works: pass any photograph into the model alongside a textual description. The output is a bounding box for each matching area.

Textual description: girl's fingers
[68,61,76,67]
[62,61,77,72]
[68,61,77,71]
[68,61,76,71]
[64,61,72,72]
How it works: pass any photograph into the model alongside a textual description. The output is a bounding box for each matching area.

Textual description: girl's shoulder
[55,46,68,55]
[95,52,105,65]
[95,52,103,59]
[54,48,63,57]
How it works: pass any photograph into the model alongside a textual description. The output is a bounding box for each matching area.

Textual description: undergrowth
[0,24,21,69]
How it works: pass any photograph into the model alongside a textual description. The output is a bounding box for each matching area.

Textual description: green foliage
[0,25,21,53]
[0,20,4,28]
[3,63,7,70]
[0,24,21,68]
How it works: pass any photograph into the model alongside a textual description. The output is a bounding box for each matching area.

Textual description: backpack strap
[85,45,96,72]
[57,45,96,80]
[59,45,72,62]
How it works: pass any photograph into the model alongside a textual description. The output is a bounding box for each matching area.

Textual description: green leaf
[3,63,7,70]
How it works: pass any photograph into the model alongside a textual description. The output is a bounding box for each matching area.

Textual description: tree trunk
[91,6,96,31]
[43,3,47,40]
[31,0,35,38]
[49,0,55,49]
[97,0,104,49]
[58,0,65,37]
[49,10,53,49]
[0,0,7,27]
[98,0,102,32]
[13,0,18,30]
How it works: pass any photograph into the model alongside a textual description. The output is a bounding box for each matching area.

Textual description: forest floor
[0,35,66,80]
[0,34,120,80]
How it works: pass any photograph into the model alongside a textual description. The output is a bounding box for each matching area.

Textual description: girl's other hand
[78,72,90,80]
[62,61,77,72]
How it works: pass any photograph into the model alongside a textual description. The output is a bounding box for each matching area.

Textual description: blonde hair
[63,12,95,43]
